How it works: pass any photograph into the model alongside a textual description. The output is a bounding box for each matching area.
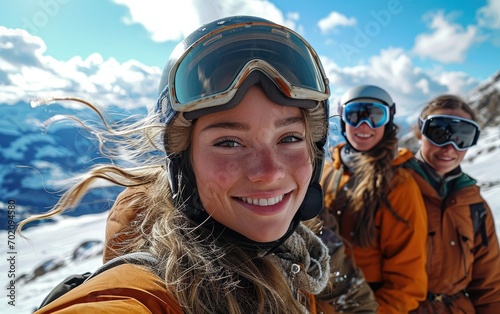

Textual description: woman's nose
[246,147,285,183]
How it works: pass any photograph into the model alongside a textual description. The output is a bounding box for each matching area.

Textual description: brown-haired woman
[407,94,500,313]
[320,85,428,313]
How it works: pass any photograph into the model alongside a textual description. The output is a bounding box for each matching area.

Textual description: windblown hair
[18,97,326,314]
[346,123,400,247]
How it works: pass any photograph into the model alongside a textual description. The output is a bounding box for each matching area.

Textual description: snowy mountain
[0,102,145,230]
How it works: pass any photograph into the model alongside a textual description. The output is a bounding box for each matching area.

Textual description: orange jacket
[406,158,500,314]
[103,187,378,313]
[33,258,361,314]
[33,264,340,314]
[34,263,183,314]
[322,144,428,313]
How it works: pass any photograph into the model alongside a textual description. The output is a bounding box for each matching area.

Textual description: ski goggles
[419,114,480,151]
[341,102,391,129]
[165,20,330,116]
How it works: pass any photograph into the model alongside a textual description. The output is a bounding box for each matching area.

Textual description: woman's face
[420,108,471,176]
[191,85,313,242]
[345,121,385,151]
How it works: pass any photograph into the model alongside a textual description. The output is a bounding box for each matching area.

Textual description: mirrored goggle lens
[342,102,390,128]
[169,22,329,112]
[420,115,480,150]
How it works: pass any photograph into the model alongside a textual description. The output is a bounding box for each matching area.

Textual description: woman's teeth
[240,195,284,206]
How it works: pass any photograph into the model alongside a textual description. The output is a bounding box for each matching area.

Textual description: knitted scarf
[270,223,330,312]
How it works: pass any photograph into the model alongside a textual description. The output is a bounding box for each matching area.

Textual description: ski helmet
[155,16,330,246]
[337,84,396,133]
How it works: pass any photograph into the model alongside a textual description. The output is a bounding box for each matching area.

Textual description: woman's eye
[280,133,304,144]
[214,137,242,148]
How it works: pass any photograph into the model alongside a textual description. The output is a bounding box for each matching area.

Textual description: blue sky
[0,0,499,115]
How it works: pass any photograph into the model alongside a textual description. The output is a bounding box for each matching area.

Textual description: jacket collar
[415,149,463,198]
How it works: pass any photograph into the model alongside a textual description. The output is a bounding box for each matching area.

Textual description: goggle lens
[420,115,480,150]
[342,102,390,129]
[169,22,329,112]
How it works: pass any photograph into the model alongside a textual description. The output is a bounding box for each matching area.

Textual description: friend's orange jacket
[406,157,500,313]
[322,144,428,313]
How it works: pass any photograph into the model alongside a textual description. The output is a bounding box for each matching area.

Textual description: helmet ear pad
[298,101,328,221]
[298,182,324,220]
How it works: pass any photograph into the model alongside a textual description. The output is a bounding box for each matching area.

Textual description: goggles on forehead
[419,114,480,151]
[341,102,390,129]
[165,21,330,116]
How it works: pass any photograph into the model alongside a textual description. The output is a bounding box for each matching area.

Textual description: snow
[1,212,107,313]
[1,127,499,313]
[461,127,500,233]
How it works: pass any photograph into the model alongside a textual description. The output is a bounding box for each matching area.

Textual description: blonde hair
[18,97,327,313]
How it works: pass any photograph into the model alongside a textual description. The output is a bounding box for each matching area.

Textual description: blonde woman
[20,16,376,313]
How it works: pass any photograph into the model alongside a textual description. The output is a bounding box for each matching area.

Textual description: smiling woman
[407,95,500,313]
[191,85,313,243]
[321,84,428,312]
[18,15,377,313]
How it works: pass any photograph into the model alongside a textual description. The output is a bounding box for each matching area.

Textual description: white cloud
[0,22,480,121]
[0,27,161,108]
[437,71,479,95]
[477,0,500,29]
[412,11,478,63]
[318,11,356,34]
[112,0,297,42]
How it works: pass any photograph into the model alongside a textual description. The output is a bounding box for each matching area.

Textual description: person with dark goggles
[406,95,500,313]
[418,114,480,151]
[320,85,428,312]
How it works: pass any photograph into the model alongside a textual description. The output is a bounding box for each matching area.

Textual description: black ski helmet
[155,16,330,246]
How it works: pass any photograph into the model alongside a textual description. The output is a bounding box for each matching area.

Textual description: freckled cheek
[193,154,245,200]
[283,149,313,186]
[209,156,244,184]
[193,149,313,194]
